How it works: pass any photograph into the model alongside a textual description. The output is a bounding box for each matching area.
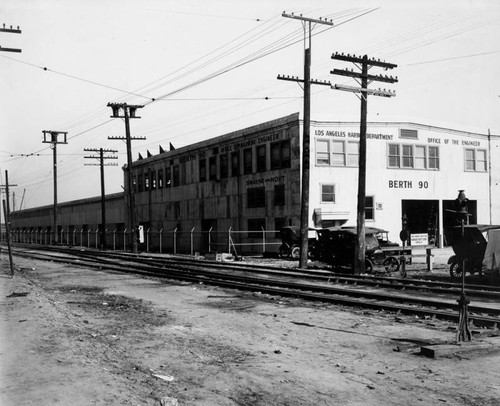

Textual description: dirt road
[1,255,499,405]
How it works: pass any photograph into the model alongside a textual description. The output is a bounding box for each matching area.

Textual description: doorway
[401,200,439,246]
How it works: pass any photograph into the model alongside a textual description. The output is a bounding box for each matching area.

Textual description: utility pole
[0,23,22,53]
[107,103,144,254]
[278,11,333,269]
[331,53,397,274]
[42,131,68,244]
[84,148,118,250]
[2,171,16,276]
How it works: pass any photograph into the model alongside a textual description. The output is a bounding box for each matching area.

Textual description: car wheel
[364,259,374,273]
[383,256,400,273]
[450,261,463,279]
[290,245,301,259]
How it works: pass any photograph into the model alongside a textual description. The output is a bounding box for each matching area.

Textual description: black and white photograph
[1,1,500,405]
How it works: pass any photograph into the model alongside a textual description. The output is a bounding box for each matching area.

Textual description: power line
[0,54,153,100]
[404,50,500,66]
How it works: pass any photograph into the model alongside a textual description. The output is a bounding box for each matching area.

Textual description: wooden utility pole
[331,53,397,274]
[108,103,144,254]
[84,148,118,250]
[278,12,333,269]
[2,171,15,275]
[42,131,68,244]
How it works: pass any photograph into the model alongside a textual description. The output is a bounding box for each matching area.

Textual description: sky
[1,0,499,213]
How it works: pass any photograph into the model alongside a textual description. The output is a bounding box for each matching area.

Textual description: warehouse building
[10,112,500,252]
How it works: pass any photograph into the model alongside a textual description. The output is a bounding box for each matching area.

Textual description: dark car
[315,226,399,273]
[444,224,500,279]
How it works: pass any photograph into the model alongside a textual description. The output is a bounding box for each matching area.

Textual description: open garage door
[401,200,439,247]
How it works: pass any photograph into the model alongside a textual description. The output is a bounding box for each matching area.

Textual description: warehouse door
[401,200,439,246]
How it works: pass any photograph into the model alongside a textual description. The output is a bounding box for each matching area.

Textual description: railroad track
[5,244,500,328]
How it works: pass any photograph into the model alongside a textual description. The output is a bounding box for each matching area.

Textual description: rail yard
[2,244,500,405]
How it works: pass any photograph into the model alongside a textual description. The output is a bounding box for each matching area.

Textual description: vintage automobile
[278,226,301,259]
[278,226,318,259]
[314,226,400,273]
[445,224,500,279]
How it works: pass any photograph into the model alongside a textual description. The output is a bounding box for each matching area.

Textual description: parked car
[444,224,500,279]
[278,226,318,260]
[315,226,400,273]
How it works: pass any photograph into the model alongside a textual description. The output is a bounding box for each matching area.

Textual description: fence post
[190,227,195,255]
[426,247,433,272]
[228,226,232,254]
[261,226,266,254]
[123,228,127,251]
[159,228,163,253]
[113,229,116,251]
[173,227,177,254]
[208,227,213,252]
[95,229,98,249]
[146,228,150,252]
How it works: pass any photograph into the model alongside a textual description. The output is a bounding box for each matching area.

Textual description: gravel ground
[1,251,500,406]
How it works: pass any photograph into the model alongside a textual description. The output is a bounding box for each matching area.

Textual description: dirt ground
[1,254,500,406]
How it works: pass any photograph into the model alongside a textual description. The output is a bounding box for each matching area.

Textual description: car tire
[383,256,400,273]
[450,261,463,279]
[290,245,301,259]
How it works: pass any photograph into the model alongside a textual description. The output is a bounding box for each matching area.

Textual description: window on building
[209,156,217,180]
[133,175,137,192]
[145,173,150,191]
[414,146,426,169]
[388,144,400,168]
[151,171,157,190]
[166,167,172,187]
[477,149,487,172]
[323,140,359,167]
[231,151,240,177]
[158,169,163,189]
[138,174,143,192]
[248,218,266,237]
[346,141,359,166]
[270,140,291,170]
[243,147,253,174]
[247,187,266,208]
[180,162,186,185]
[332,141,345,166]
[220,154,228,178]
[389,143,440,170]
[316,139,330,165]
[173,165,180,186]
[256,145,266,172]
[465,148,487,172]
[274,184,285,206]
[402,145,413,168]
[199,158,206,182]
[321,184,335,203]
[429,146,440,169]
[365,196,374,220]
[282,140,291,168]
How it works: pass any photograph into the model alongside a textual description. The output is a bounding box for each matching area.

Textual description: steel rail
[30,245,500,298]
[8,247,500,328]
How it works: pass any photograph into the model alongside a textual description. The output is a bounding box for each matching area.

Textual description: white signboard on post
[410,233,428,246]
